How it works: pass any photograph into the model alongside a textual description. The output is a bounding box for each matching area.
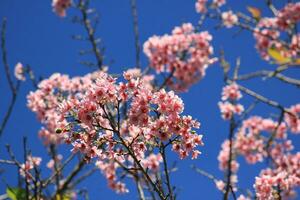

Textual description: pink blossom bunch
[19,156,42,180]
[52,0,72,17]
[195,0,208,13]
[221,83,242,101]
[143,23,216,91]
[218,140,239,173]
[47,154,63,170]
[254,153,300,200]
[14,62,26,81]
[276,2,300,30]
[254,3,300,61]
[221,11,238,28]
[28,69,203,193]
[234,116,289,164]
[27,71,103,145]
[195,0,226,13]
[285,103,300,134]
[218,83,244,120]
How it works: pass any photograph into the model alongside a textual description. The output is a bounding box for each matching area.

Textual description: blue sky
[0,0,300,199]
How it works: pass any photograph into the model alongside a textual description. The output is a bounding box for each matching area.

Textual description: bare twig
[130,0,141,68]
[237,70,300,87]
[161,144,173,200]
[1,18,15,93]
[78,0,104,70]
[0,18,21,137]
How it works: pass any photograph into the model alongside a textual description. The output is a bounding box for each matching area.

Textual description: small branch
[237,70,300,87]
[78,0,104,70]
[223,117,236,200]
[0,159,15,165]
[228,79,289,113]
[55,158,86,196]
[130,0,141,68]
[158,69,175,91]
[69,167,97,188]
[1,18,15,93]
[266,0,278,15]
[191,165,217,182]
[161,144,173,200]
[0,18,21,137]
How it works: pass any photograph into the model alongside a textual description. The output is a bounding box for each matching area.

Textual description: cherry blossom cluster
[195,0,226,14]
[143,23,217,91]
[221,11,238,28]
[52,0,72,17]
[217,139,239,191]
[19,156,42,181]
[254,2,300,62]
[28,68,203,193]
[218,83,244,120]
[223,114,300,198]
[254,153,300,199]
[27,71,103,145]
[234,116,289,164]
[285,103,300,134]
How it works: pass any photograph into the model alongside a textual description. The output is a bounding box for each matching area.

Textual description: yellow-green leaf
[55,194,71,200]
[267,48,291,64]
[6,188,26,200]
[247,6,261,20]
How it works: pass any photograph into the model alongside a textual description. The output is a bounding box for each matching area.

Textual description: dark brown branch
[0,18,21,137]
[223,117,237,200]
[55,158,85,197]
[161,144,173,200]
[1,18,15,93]
[130,0,141,68]
[105,104,166,200]
[78,0,104,70]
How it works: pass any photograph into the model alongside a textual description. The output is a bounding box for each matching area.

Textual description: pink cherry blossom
[144,23,216,91]
[14,62,26,81]
[221,11,238,28]
[285,104,300,134]
[52,0,72,17]
[195,0,208,13]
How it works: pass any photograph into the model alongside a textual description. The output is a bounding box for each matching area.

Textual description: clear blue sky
[0,0,300,199]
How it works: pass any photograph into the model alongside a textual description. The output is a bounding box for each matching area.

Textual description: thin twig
[237,70,300,87]
[130,0,141,68]
[0,18,21,137]
[78,0,104,70]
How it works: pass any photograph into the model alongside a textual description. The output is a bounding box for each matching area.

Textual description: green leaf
[6,188,26,200]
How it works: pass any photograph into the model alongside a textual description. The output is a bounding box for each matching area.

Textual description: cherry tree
[0,0,300,199]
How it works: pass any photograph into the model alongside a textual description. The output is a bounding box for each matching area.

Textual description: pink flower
[218,101,244,120]
[221,11,238,28]
[52,0,72,17]
[14,62,26,81]
[19,156,42,180]
[142,153,163,171]
[144,23,216,91]
[213,0,226,7]
[285,104,300,134]
[221,83,242,101]
[195,0,208,13]
[215,180,225,191]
